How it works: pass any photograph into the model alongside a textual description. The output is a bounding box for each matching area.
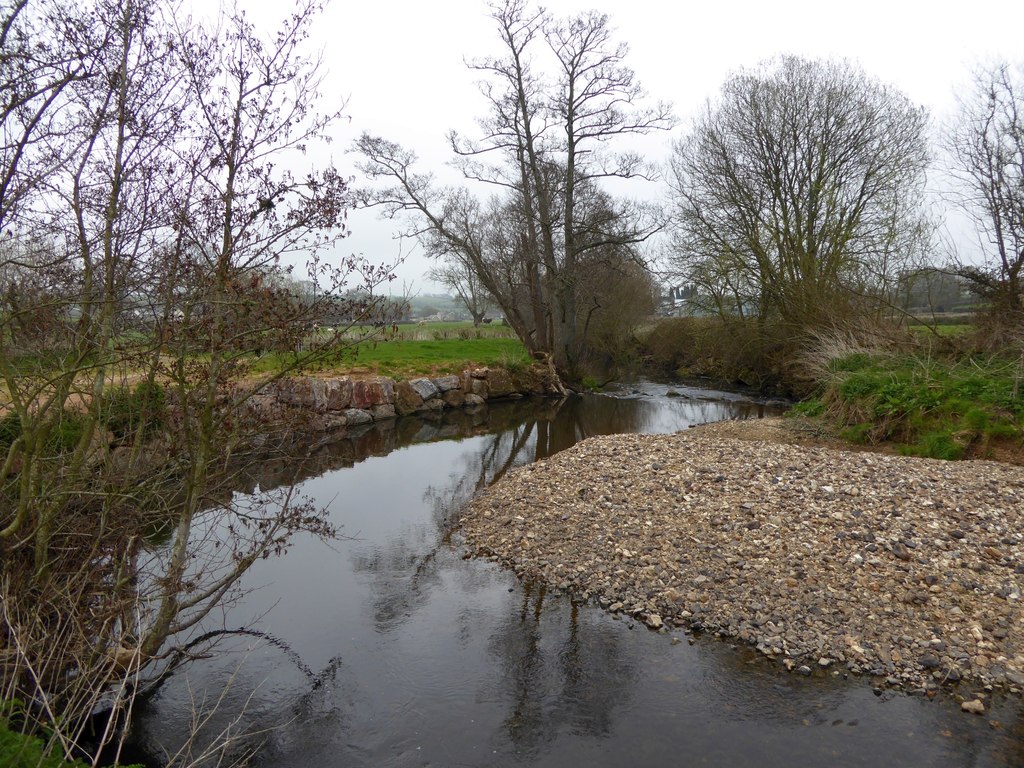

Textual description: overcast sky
[249,0,1024,293]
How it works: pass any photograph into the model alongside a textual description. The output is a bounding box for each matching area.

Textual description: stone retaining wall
[257,365,563,437]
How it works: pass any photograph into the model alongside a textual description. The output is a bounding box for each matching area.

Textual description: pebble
[460,423,1024,694]
[961,700,986,715]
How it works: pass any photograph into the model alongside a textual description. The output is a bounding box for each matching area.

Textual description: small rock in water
[797,665,812,676]
[646,613,664,629]
[961,700,986,715]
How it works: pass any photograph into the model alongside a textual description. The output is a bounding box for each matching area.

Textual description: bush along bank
[796,349,1024,462]
[637,316,795,396]
[638,316,1024,463]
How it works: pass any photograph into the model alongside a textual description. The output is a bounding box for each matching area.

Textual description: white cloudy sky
[246,0,1024,292]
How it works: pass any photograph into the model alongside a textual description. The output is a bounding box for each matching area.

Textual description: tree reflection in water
[349,393,668,636]
[489,583,636,753]
[131,388,1024,768]
[347,392,767,753]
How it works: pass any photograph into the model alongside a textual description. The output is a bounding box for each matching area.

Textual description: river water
[131,385,1024,767]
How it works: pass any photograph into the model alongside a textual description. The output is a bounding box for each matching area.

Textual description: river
[130,384,1024,767]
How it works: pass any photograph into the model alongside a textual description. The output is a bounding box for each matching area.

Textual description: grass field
[334,321,528,378]
[338,321,519,342]
[248,322,530,380]
[342,336,529,378]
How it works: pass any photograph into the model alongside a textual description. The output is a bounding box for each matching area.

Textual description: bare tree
[0,0,102,232]
[945,60,1024,324]
[668,56,930,334]
[428,258,494,325]
[0,0,394,759]
[355,0,673,379]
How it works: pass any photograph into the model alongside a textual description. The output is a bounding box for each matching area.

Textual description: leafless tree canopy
[354,0,673,378]
[427,257,495,325]
[945,60,1024,322]
[1,0,394,759]
[668,56,929,332]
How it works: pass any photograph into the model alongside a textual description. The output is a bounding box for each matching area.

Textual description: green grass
[247,330,530,380]
[327,321,517,343]
[169,320,527,380]
[346,337,530,378]
[251,335,532,380]
[817,350,1024,459]
[386,321,518,341]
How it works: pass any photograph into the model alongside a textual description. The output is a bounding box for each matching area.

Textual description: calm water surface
[133,386,1024,767]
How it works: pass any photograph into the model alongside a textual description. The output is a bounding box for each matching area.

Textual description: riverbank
[459,419,1024,705]
[245,362,564,444]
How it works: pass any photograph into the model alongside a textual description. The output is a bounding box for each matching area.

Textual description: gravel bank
[459,424,1024,695]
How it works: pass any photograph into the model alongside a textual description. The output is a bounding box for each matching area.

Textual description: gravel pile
[460,427,1024,694]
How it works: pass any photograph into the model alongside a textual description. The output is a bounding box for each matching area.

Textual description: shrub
[639,316,790,392]
[0,411,86,456]
[830,352,877,373]
[103,381,167,441]
[0,412,21,450]
[48,414,87,454]
[913,430,966,461]
[814,348,1023,459]
[0,712,143,768]
[497,350,529,376]
[790,398,825,417]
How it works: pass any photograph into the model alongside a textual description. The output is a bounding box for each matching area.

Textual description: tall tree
[428,257,494,325]
[668,56,929,333]
[945,60,1024,325]
[0,0,393,759]
[355,0,673,379]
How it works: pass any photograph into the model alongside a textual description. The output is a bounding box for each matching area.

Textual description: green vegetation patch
[103,380,168,441]
[348,337,530,378]
[245,322,525,379]
[394,321,517,340]
[638,316,788,392]
[1,715,142,768]
[0,411,86,456]
[819,351,1024,459]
